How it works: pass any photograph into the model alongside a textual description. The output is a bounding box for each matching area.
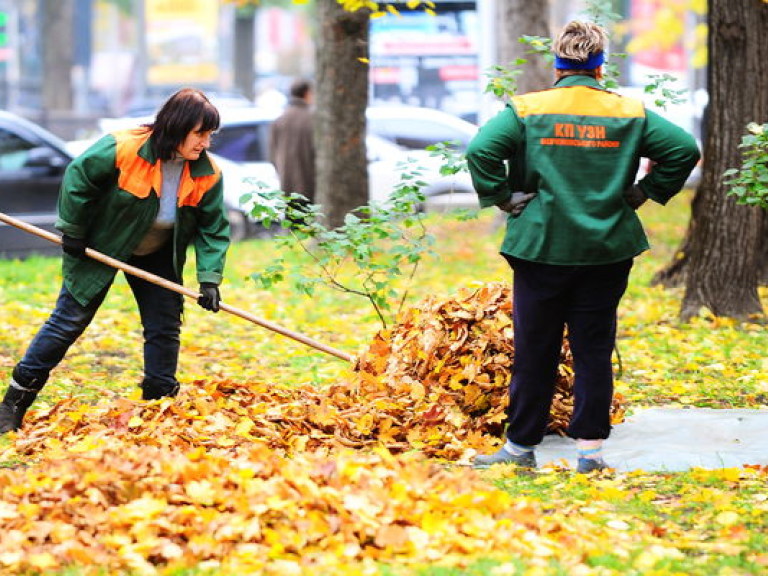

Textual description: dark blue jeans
[15,242,183,398]
[504,256,633,446]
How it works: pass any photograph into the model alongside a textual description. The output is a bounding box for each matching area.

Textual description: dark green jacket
[466,75,701,265]
[55,128,230,305]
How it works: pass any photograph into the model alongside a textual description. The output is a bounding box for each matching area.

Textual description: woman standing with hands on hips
[467,21,700,473]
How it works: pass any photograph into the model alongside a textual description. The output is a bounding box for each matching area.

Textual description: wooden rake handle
[0,212,354,363]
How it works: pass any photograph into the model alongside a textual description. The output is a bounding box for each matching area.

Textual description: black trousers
[17,241,182,398]
[504,256,633,446]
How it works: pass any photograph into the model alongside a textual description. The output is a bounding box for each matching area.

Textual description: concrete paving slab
[537,408,768,472]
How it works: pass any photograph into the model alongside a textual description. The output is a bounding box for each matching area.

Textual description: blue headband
[554,51,605,70]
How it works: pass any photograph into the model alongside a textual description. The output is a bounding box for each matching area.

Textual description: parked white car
[366,105,478,151]
[366,133,476,210]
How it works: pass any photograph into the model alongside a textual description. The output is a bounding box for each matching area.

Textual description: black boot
[0,385,39,434]
[140,378,180,401]
[0,366,43,434]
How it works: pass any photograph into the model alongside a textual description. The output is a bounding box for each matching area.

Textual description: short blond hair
[553,21,607,61]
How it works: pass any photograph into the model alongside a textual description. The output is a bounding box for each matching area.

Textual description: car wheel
[227,208,248,242]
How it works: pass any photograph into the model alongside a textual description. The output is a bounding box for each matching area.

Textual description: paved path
[538,408,768,472]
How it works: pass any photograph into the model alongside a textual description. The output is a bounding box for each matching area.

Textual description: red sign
[439,65,478,81]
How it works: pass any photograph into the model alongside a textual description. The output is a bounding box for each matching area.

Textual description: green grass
[485,467,768,574]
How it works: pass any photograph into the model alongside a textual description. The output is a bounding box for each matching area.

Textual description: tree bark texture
[314,2,370,229]
[42,0,74,111]
[677,0,768,321]
[496,0,552,94]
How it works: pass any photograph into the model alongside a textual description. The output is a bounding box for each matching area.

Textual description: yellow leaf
[186,480,217,506]
[606,519,631,531]
[118,496,168,521]
[17,502,40,518]
[715,510,740,527]
[421,511,448,535]
[633,545,685,571]
[409,380,425,400]
[28,552,57,570]
[235,417,254,437]
[354,412,374,435]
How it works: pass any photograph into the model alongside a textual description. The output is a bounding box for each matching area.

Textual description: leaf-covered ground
[0,193,767,575]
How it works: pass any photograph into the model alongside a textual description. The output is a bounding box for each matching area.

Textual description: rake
[0,212,354,363]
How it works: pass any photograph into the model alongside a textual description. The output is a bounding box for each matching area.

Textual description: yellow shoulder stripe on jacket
[513,86,645,119]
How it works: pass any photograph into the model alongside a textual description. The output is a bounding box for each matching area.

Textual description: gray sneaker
[577,457,609,474]
[473,447,537,469]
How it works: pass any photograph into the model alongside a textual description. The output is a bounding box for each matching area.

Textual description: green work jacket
[466,75,701,265]
[55,129,230,305]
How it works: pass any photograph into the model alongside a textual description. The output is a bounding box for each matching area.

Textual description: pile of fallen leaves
[6,283,625,465]
[355,281,626,440]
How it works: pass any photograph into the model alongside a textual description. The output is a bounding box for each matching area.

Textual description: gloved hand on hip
[198,283,221,312]
[498,192,537,217]
[624,184,648,210]
[61,235,88,259]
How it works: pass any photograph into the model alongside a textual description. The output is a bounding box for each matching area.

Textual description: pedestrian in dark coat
[269,78,316,205]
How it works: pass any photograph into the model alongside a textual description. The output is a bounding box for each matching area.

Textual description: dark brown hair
[289,78,313,99]
[147,88,220,160]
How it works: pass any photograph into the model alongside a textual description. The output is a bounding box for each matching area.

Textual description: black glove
[498,192,537,217]
[61,235,88,259]
[624,184,648,210]
[198,282,221,312]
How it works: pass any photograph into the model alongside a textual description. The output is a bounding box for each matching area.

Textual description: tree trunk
[650,189,700,288]
[234,9,256,102]
[496,0,552,94]
[314,1,369,228]
[41,0,74,111]
[761,218,768,285]
[676,0,768,321]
